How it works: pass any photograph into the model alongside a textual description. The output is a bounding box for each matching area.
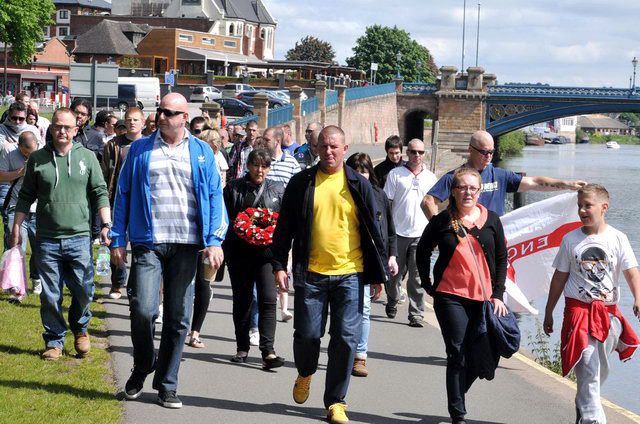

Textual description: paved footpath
[99,145,639,423]
[99,275,639,424]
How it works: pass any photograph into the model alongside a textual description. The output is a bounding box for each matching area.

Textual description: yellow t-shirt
[308,169,364,275]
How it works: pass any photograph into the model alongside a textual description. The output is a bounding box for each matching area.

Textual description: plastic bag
[0,246,27,297]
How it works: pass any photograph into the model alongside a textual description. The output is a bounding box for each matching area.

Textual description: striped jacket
[111,130,228,248]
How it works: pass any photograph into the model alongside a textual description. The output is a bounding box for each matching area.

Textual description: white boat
[606,141,620,149]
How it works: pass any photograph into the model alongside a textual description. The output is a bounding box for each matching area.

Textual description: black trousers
[433,292,483,421]
[191,254,212,333]
[227,252,277,357]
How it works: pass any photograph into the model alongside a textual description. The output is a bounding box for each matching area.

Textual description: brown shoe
[74,333,91,356]
[352,358,368,377]
[41,347,63,361]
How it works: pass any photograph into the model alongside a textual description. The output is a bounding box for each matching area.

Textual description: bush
[498,130,525,157]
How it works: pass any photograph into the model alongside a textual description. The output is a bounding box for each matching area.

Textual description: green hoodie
[16,141,110,238]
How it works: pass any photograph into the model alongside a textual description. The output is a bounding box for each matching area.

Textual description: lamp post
[416,59,422,82]
[632,57,638,93]
[396,50,402,78]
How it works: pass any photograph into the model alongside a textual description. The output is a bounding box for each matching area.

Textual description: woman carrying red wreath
[223,149,286,369]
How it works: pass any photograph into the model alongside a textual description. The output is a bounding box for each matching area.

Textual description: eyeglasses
[408,149,425,155]
[156,107,185,117]
[51,124,77,132]
[192,129,202,135]
[9,116,26,122]
[580,260,608,272]
[74,111,89,117]
[470,145,495,156]
[455,185,480,194]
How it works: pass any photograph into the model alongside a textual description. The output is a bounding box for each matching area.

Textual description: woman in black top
[223,149,285,369]
[345,152,398,377]
[416,167,507,424]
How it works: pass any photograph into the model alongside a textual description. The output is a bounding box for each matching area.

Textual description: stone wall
[339,93,399,145]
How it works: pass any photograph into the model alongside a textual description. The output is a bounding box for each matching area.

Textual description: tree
[285,36,336,63]
[346,25,437,84]
[0,0,55,94]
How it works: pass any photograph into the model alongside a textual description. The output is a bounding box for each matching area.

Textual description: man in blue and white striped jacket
[111,93,227,409]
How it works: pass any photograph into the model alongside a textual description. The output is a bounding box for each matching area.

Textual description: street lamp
[396,50,402,78]
[416,59,422,82]
[632,57,638,93]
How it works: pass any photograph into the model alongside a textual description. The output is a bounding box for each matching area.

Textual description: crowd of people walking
[2,91,640,424]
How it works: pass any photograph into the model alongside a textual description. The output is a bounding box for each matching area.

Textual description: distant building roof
[73,20,139,56]
[215,0,275,25]
[53,0,112,11]
[578,114,630,130]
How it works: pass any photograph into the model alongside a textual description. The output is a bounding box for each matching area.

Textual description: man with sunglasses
[383,139,437,327]
[111,92,227,409]
[0,102,41,249]
[422,130,587,219]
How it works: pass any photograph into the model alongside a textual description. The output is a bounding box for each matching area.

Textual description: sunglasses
[408,149,425,155]
[156,107,185,117]
[9,116,26,122]
[192,129,202,135]
[470,145,495,156]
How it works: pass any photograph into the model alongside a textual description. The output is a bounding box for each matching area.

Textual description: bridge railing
[267,103,294,128]
[345,82,395,101]
[230,114,259,125]
[301,96,318,116]
[489,84,640,99]
[403,82,438,93]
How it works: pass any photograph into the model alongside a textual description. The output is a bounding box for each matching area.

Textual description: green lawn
[0,231,122,423]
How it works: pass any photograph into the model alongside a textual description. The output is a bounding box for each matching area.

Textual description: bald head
[28,100,40,113]
[157,93,189,141]
[408,138,424,150]
[317,125,348,174]
[305,121,323,142]
[406,138,425,168]
[468,130,495,170]
[318,125,345,146]
[161,92,188,112]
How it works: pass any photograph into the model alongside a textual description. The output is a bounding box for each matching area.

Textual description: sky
[263,0,640,88]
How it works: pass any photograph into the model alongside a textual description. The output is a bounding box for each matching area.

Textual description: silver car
[190,86,222,102]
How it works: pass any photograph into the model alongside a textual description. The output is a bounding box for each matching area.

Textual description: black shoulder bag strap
[2,178,20,212]
[250,181,266,209]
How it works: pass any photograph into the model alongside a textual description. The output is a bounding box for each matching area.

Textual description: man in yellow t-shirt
[273,126,389,424]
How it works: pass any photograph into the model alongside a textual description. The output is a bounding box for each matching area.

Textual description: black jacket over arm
[271,165,390,285]
[372,186,397,258]
[416,209,507,300]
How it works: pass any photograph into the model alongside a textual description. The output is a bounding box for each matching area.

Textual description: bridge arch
[399,107,436,144]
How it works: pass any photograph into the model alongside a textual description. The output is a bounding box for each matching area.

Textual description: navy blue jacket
[271,165,390,285]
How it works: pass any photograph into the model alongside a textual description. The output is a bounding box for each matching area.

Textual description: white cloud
[262,0,640,87]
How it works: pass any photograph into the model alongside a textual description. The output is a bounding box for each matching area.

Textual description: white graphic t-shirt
[553,226,638,305]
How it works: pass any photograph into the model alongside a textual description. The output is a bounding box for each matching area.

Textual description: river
[501,143,640,415]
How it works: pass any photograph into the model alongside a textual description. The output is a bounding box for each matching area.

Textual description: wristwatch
[101,222,112,229]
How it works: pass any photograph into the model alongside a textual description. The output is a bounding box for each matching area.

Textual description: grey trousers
[385,235,425,319]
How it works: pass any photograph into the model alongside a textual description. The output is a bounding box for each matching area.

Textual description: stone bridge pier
[397,66,496,153]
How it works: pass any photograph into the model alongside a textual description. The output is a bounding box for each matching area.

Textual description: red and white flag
[500,193,581,314]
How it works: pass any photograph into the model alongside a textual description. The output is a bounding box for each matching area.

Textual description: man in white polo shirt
[383,138,437,327]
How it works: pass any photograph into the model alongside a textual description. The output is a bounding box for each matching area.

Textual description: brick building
[46,0,112,40]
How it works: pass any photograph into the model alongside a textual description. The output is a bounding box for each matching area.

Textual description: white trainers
[249,330,259,346]
[281,310,293,322]
[155,304,163,324]
[32,279,42,295]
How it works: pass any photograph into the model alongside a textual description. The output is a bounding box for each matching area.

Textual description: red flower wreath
[233,207,279,246]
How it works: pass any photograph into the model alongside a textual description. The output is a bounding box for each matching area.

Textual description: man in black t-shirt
[374,135,406,188]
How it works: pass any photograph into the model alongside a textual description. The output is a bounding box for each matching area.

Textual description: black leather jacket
[223,176,285,255]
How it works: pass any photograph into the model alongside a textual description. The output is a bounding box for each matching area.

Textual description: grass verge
[0,233,121,424]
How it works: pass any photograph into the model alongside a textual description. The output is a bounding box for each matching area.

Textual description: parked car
[190,86,222,102]
[118,77,160,108]
[213,98,255,117]
[236,91,288,109]
[273,89,309,101]
[74,84,143,111]
[222,83,256,97]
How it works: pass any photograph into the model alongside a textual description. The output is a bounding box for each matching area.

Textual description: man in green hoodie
[10,107,111,361]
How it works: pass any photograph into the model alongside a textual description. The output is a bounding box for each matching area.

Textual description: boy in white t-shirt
[543,184,640,423]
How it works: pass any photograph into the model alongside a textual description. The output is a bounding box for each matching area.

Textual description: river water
[501,143,640,415]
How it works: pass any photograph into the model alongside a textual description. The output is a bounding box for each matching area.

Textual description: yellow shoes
[327,403,349,423]
[292,375,312,404]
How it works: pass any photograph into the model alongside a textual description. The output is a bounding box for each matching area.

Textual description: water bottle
[96,246,110,276]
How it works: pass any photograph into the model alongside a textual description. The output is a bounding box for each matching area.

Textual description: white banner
[500,192,581,314]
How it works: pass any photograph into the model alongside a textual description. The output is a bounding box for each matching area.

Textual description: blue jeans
[7,209,38,280]
[127,243,199,393]
[293,272,363,408]
[36,236,94,349]
[250,285,259,330]
[356,285,372,357]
